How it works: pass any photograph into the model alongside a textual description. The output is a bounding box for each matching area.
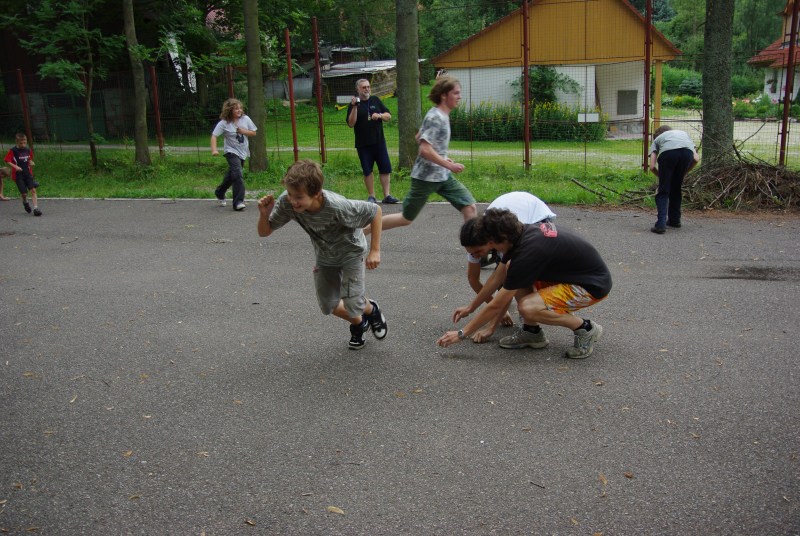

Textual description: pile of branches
[684,148,800,210]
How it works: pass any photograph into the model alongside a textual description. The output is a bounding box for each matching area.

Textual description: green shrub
[678,78,703,97]
[450,101,607,142]
[671,95,702,108]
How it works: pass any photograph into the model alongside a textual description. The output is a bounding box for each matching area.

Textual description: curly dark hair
[481,208,523,243]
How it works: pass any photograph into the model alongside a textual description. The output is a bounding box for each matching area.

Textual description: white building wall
[445,67,522,109]
[553,65,594,110]
[763,68,800,103]
[596,61,645,121]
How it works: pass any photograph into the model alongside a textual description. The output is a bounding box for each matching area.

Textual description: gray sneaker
[499,328,549,349]
[565,322,603,359]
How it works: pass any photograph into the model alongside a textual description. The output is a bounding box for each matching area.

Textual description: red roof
[748,37,800,68]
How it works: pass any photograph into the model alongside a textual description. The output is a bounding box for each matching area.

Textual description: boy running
[257,160,388,350]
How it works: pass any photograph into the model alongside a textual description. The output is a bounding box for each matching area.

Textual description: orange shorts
[534,281,606,315]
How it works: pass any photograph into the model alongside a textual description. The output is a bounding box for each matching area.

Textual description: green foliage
[530,102,607,142]
[677,77,702,97]
[450,102,524,141]
[511,66,581,105]
[732,94,800,119]
[450,101,607,142]
[668,95,702,108]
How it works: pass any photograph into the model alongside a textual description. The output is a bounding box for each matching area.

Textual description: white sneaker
[216,197,226,207]
[234,202,246,211]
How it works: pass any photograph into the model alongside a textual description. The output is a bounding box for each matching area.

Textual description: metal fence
[0,0,796,170]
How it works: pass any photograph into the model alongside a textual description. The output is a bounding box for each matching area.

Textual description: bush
[450,101,607,142]
[671,95,702,108]
[661,65,701,95]
[731,73,763,99]
[678,78,702,97]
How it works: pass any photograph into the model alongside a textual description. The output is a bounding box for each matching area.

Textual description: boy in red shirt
[4,133,42,216]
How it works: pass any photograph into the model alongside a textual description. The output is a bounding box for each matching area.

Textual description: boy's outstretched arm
[365,205,382,270]
[257,195,276,237]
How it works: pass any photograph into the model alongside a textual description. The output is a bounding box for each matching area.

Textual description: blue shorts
[357,143,392,176]
[14,172,39,194]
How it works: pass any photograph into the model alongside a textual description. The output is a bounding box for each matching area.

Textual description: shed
[431,0,680,126]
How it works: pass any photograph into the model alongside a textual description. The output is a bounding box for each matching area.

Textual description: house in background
[748,0,800,103]
[432,0,681,133]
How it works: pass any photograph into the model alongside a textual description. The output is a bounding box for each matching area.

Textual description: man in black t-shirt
[439,209,612,359]
[346,79,399,204]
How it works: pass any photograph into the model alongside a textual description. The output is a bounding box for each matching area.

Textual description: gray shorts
[313,257,366,319]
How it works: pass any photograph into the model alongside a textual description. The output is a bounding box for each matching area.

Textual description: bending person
[438,209,611,359]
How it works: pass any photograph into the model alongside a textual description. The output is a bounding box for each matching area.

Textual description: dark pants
[655,148,694,227]
[216,153,245,206]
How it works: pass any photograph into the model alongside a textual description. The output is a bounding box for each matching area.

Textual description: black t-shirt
[347,96,389,148]
[502,224,612,299]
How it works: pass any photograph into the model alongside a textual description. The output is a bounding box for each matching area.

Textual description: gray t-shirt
[411,107,451,182]
[212,115,257,160]
[269,189,378,266]
[649,129,695,156]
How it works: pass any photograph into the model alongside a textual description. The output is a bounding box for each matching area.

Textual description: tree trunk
[243,0,267,171]
[122,0,151,166]
[84,67,98,168]
[396,0,421,169]
[701,0,734,168]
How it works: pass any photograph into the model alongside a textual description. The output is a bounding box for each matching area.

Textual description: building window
[617,90,638,115]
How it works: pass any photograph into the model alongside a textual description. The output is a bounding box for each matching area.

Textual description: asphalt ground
[1,198,798,535]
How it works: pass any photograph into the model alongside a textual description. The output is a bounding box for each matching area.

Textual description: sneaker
[565,322,603,359]
[217,196,227,207]
[367,196,378,204]
[349,319,369,350]
[234,202,246,211]
[23,201,31,214]
[666,221,681,228]
[650,225,666,234]
[499,327,549,349]
[33,208,42,216]
[365,300,388,339]
[382,195,400,204]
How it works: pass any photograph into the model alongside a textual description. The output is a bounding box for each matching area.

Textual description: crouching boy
[257,159,388,349]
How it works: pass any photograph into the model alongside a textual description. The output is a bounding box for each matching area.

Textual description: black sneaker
[382,195,400,204]
[349,319,369,350]
[365,300,388,339]
[650,225,666,234]
[33,208,42,216]
[23,201,31,214]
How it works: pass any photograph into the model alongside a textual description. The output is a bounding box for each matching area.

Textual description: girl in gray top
[210,98,257,211]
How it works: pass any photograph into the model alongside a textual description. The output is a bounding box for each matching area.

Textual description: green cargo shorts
[402,176,476,222]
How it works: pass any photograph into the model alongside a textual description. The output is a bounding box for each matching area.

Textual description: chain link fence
[0,0,796,170]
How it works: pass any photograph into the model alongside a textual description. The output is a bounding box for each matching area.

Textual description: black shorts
[14,172,39,194]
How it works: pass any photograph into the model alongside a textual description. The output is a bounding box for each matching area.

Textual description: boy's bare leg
[379,173,392,198]
[31,189,38,207]
[332,300,374,325]
[364,212,412,235]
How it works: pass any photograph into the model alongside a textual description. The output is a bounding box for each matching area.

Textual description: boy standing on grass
[4,133,41,216]
[257,159,389,350]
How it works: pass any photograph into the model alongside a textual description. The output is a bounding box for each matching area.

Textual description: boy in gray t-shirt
[375,76,477,233]
[257,160,388,350]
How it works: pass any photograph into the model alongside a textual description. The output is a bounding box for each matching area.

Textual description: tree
[243,0,266,171]
[123,0,151,166]
[396,0,421,169]
[702,0,735,167]
[8,0,124,167]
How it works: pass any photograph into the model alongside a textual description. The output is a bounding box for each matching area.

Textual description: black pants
[655,148,693,227]
[216,153,245,206]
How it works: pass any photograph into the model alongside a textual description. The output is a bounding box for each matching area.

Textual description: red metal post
[16,69,33,149]
[312,17,327,163]
[285,28,299,162]
[149,66,165,158]
[779,0,800,166]
[522,0,530,169]
[642,0,652,172]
